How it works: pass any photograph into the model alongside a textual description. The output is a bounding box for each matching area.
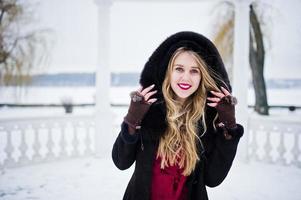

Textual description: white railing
[0,115,95,169]
[247,115,301,167]
[0,113,300,169]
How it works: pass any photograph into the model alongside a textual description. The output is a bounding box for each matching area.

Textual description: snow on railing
[0,115,95,169]
[247,115,301,167]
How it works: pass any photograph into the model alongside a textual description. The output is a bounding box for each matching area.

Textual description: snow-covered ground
[0,157,301,200]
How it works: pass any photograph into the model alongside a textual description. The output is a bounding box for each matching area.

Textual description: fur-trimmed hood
[139,31,231,139]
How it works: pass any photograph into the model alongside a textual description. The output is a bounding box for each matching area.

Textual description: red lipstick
[178,83,192,90]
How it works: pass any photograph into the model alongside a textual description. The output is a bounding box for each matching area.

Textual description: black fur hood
[139,31,231,139]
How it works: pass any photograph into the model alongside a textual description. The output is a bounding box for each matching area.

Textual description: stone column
[94,0,113,158]
[232,0,250,162]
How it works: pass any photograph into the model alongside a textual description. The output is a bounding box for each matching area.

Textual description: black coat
[112,31,244,200]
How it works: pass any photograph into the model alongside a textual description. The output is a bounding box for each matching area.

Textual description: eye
[191,69,200,74]
[174,67,184,72]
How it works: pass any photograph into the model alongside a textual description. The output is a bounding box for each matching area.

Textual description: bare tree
[212,1,269,115]
[249,4,269,115]
[0,0,49,86]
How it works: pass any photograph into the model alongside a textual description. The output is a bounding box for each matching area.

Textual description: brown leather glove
[124,91,152,130]
[216,95,237,129]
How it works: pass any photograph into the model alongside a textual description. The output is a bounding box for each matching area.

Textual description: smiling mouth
[178,83,192,90]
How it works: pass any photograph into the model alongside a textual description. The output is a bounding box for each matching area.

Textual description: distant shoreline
[1,73,301,88]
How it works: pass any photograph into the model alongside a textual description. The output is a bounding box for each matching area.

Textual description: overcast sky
[34,0,301,79]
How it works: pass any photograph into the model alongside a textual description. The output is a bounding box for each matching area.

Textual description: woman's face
[170,51,201,103]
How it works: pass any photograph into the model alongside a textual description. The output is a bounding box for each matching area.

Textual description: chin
[176,94,191,101]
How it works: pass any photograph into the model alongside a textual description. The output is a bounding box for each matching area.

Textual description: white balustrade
[1,112,300,169]
[0,115,95,169]
[248,115,301,167]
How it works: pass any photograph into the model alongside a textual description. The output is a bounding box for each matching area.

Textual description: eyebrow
[174,64,199,69]
[172,64,200,71]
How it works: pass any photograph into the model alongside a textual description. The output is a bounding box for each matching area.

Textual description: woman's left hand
[206,87,237,129]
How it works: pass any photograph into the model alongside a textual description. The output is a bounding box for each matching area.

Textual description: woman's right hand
[124,84,157,132]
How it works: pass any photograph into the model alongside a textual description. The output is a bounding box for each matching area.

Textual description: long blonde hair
[158,48,221,176]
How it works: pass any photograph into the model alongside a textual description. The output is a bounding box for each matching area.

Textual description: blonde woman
[112,31,244,200]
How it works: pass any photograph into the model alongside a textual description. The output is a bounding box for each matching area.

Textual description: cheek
[170,74,179,93]
[170,72,179,84]
[193,75,201,87]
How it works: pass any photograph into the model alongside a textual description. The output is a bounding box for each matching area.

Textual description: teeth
[179,84,191,89]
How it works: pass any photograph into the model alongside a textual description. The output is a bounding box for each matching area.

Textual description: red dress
[151,156,188,200]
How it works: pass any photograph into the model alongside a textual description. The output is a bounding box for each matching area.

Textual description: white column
[232,0,250,162]
[94,0,113,158]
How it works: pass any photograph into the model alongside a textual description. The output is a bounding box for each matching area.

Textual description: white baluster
[46,123,55,161]
[18,125,29,166]
[0,126,3,168]
[59,122,68,159]
[276,128,286,166]
[84,122,93,156]
[90,121,96,153]
[3,127,16,167]
[250,128,260,161]
[72,122,79,157]
[263,128,273,164]
[32,124,42,163]
[247,129,253,158]
[291,129,301,167]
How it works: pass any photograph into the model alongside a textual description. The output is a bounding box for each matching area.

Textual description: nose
[180,71,190,81]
